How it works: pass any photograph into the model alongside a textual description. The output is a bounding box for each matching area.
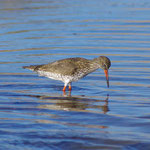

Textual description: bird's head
[94,56,111,88]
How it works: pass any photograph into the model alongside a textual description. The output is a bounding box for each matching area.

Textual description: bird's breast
[37,70,75,83]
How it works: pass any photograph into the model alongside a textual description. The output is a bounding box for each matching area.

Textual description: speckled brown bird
[23,56,111,91]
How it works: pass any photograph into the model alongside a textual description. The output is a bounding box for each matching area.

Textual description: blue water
[1,0,150,149]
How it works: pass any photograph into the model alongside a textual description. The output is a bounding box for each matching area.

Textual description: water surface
[1,0,150,149]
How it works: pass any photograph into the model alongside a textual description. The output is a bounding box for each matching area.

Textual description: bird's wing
[36,60,78,76]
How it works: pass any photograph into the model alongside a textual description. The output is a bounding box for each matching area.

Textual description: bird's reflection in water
[28,93,109,114]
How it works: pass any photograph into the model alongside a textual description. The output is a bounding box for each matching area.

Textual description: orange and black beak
[104,69,109,88]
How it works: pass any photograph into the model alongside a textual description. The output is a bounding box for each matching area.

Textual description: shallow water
[1,0,150,149]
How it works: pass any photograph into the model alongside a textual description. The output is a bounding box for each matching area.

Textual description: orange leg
[69,83,72,91]
[63,86,66,91]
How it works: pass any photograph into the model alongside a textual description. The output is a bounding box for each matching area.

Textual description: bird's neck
[92,57,100,63]
[91,58,101,68]
[89,59,100,71]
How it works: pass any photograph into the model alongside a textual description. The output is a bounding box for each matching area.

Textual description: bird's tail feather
[23,65,40,71]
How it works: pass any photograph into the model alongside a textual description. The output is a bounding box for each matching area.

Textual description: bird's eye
[102,64,107,69]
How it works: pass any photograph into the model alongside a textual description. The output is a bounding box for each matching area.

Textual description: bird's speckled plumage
[23,56,111,91]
